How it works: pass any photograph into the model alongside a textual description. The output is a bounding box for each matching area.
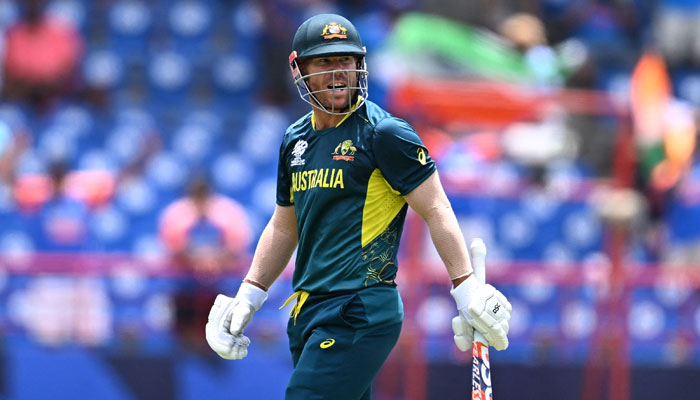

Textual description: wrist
[243,278,268,291]
[451,272,472,289]
[449,274,479,311]
[236,281,268,311]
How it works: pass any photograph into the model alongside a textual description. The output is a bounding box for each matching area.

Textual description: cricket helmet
[289,14,369,115]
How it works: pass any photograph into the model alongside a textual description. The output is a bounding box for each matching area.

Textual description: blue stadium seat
[36,125,79,165]
[82,48,125,92]
[107,0,153,64]
[676,72,700,106]
[210,151,254,198]
[167,0,214,63]
[46,0,86,33]
[169,122,215,167]
[14,149,47,176]
[90,205,130,251]
[0,0,18,32]
[77,148,119,173]
[114,176,159,218]
[0,230,36,263]
[146,50,192,110]
[104,124,151,168]
[143,150,189,194]
[0,103,30,134]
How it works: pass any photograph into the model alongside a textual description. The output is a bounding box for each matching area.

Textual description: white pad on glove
[205,282,268,360]
[450,274,512,351]
[451,315,473,352]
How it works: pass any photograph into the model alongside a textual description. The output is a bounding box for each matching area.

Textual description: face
[302,55,359,112]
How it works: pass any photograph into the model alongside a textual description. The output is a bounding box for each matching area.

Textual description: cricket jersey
[276,100,436,295]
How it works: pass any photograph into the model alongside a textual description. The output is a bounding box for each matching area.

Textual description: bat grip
[470,239,488,344]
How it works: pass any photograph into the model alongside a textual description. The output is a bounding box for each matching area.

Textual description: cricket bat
[470,239,493,400]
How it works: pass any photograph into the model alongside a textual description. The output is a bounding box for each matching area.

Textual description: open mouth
[328,83,347,91]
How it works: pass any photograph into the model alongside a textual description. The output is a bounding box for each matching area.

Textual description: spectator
[35,162,92,252]
[159,175,252,353]
[0,119,28,183]
[2,0,84,111]
[159,175,251,278]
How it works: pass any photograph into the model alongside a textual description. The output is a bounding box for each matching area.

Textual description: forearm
[422,203,472,283]
[404,171,472,284]
[244,208,298,290]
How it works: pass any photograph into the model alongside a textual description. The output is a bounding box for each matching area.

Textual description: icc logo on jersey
[291,140,308,166]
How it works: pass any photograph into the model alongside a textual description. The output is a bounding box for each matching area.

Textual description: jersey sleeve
[276,138,294,206]
[373,117,436,195]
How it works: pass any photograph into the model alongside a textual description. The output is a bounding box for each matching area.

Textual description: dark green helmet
[289,14,369,115]
[291,13,366,60]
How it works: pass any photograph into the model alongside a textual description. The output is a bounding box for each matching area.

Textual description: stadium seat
[210,151,254,196]
[146,50,192,111]
[107,0,152,64]
[104,124,151,168]
[82,48,125,92]
[46,0,86,33]
[167,0,214,62]
[90,205,130,251]
[212,52,256,97]
[169,123,215,166]
[0,0,18,31]
[676,73,700,106]
[115,176,158,217]
[144,150,187,189]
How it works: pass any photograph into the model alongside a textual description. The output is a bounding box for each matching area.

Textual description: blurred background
[0,0,698,399]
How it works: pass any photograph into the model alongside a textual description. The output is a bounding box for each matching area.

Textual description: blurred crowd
[0,0,697,356]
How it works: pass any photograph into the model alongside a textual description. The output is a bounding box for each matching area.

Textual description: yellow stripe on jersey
[311,96,364,130]
[362,169,406,247]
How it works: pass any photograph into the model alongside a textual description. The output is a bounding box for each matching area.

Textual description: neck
[312,110,345,130]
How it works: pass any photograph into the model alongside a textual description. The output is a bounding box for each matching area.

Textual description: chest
[286,128,375,199]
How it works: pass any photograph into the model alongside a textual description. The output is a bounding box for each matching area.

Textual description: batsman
[206,13,512,400]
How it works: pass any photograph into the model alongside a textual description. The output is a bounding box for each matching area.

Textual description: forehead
[305,55,356,62]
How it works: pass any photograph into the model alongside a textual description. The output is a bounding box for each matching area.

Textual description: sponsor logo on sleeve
[417,148,427,165]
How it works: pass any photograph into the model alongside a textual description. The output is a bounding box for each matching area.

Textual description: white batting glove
[450,274,512,351]
[205,282,267,360]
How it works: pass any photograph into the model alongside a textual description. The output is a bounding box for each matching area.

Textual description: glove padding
[451,315,474,352]
[205,282,267,360]
[450,274,512,351]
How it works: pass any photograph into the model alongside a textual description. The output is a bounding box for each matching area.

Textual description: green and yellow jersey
[276,100,436,294]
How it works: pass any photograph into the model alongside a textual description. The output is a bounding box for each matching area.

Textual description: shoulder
[358,101,415,139]
[282,112,312,146]
[358,100,393,127]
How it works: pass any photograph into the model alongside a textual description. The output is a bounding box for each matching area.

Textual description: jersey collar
[311,96,364,130]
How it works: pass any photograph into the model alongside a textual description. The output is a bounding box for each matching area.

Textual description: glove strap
[236,281,268,311]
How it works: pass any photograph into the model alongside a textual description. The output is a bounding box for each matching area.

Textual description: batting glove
[205,282,267,360]
[450,274,512,351]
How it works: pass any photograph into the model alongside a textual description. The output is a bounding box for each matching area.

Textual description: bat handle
[470,238,486,285]
[470,239,488,344]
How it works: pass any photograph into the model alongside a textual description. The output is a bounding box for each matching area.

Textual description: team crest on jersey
[332,140,356,161]
[321,22,348,39]
[291,140,308,166]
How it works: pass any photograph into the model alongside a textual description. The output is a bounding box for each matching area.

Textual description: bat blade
[471,336,492,400]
